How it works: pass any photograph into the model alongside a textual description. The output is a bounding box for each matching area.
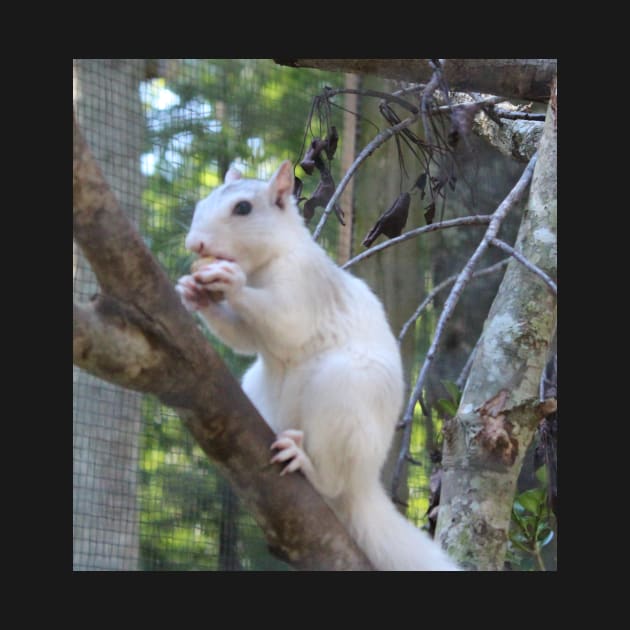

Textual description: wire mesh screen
[73,60,146,570]
[73,59,499,571]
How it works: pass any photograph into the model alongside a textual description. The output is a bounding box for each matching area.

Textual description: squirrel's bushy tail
[342,484,460,571]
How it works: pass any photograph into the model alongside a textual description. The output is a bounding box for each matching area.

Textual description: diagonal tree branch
[72,111,373,571]
[391,153,538,500]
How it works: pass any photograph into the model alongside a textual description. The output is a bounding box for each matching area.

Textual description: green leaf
[512,500,526,515]
[510,536,532,553]
[443,380,461,404]
[517,488,546,515]
[535,465,548,485]
[511,505,534,538]
[436,398,457,416]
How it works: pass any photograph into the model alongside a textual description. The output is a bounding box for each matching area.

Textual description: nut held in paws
[190,256,224,301]
[190,255,217,274]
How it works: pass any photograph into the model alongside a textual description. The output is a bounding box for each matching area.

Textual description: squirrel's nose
[185,232,206,254]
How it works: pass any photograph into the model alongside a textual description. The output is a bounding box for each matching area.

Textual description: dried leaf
[302,197,316,222]
[298,129,345,225]
[301,174,345,225]
[415,172,427,198]
[362,192,410,248]
[300,137,327,175]
[424,201,435,225]
[325,126,338,161]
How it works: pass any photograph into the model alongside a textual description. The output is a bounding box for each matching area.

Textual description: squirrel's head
[185,160,303,273]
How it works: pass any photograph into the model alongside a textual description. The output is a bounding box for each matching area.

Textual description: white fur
[176,161,459,571]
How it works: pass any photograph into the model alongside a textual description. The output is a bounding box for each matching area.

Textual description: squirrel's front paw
[176,274,216,311]
[270,430,311,476]
[193,260,246,297]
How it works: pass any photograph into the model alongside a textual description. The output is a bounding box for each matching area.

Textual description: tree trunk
[274,59,557,103]
[73,59,145,570]
[434,79,557,570]
[336,73,359,265]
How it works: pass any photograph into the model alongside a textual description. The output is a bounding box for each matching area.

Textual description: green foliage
[407,405,446,524]
[406,402,433,524]
[435,380,462,418]
[139,397,221,570]
[506,466,556,571]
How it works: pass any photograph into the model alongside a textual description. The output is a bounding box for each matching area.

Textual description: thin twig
[436,95,504,113]
[534,545,547,571]
[324,85,499,117]
[398,259,509,342]
[391,84,426,98]
[323,86,420,114]
[494,108,546,121]
[342,215,491,270]
[312,111,422,240]
[490,238,557,296]
[390,153,538,500]
[420,60,443,146]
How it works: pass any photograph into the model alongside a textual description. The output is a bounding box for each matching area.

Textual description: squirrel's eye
[233,200,252,216]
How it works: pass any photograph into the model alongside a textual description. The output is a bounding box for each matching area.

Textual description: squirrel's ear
[225,166,243,184]
[268,160,294,210]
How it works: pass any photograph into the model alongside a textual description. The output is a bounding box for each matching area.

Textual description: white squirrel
[176,160,459,571]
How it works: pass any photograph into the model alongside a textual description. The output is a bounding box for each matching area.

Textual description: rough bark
[434,79,557,570]
[474,114,544,163]
[73,112,373,571]
[274,59,557,102]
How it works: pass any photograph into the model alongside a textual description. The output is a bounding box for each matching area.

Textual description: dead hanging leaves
[294,79,498,247]
[296,127,345,225]
[362,192,410,247]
